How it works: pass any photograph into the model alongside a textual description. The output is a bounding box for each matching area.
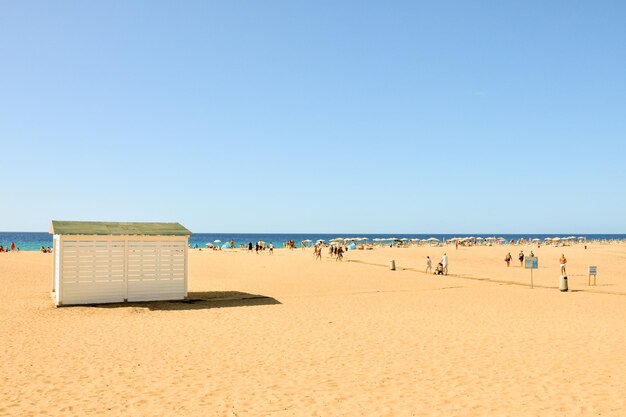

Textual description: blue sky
[1,1,625,233]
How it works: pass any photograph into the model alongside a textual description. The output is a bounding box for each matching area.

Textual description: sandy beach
[1,243,625,416]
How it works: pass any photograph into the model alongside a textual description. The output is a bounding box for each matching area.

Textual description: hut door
[126,238,186,301]
[60,238,126,304]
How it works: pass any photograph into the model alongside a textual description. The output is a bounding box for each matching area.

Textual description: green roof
[50,221,192,236]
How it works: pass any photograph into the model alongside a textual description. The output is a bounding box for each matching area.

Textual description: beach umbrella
[214,239,221,243]
[427,237,439,241]
[302,239,312,243]
[552,237,561,241]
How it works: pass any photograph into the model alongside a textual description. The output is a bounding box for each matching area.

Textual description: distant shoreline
[2,231,625,251]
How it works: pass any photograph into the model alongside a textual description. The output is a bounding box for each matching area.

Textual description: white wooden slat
[59,235,188,305]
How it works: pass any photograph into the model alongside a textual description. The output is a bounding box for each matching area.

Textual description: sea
[1,232,625,251]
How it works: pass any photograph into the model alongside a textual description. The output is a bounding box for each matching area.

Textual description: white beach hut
[50,220,192,306]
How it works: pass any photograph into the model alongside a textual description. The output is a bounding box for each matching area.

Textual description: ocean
[1,232,625,251]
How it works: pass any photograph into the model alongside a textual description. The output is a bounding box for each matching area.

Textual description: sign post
[525,256,538,288]
[588,266,597,286]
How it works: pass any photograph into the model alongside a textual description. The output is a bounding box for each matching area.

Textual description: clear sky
[1,1,625,233]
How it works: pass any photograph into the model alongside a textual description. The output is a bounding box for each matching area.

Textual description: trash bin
[390,260,396,271]
[559,275,568,292]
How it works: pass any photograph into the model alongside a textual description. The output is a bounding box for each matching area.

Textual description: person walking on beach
[518,250,524,266]
[269,242,274,255]
[426,256,432,274]
[441,253,448,275]
[336,246,344,262]
[560,254,567,276]
[10,242,15,251]
[505,252,512,267]
[248,241,253,253]
[315,245,322,260]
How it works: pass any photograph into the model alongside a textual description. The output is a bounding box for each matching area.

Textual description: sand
[1,243,625,416]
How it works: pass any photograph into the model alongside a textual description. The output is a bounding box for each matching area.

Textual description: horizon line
[1,230,625,235]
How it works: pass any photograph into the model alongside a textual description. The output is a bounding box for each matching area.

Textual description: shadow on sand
[82,291,281,311]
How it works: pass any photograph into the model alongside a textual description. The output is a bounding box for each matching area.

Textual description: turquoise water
[1,232,624,251]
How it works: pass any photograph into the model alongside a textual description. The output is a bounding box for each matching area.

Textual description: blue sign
[525,257,538,269]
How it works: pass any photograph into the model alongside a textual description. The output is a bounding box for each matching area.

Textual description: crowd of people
[426,253,448,275]
[247,241,274,255]
[312,244,345,261]
[195,240,570,279]
[502,251,568,275]
[0,242,18,252]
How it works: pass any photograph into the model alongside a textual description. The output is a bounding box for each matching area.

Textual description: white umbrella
[302,239,312,243]
[552,237,561,241]
[427,237,439,242]
[214,240,221,243]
